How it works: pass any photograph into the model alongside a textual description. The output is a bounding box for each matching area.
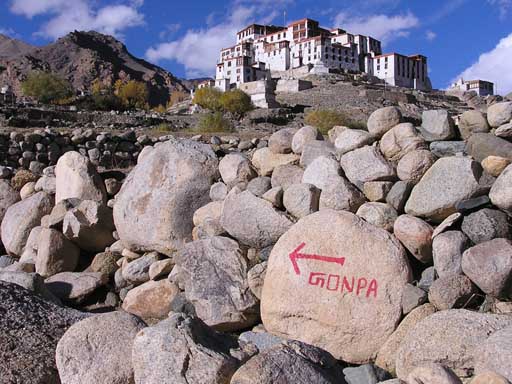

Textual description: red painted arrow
[289,242,346,275]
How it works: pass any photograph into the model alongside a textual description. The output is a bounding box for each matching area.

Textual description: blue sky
[1,0,511,93]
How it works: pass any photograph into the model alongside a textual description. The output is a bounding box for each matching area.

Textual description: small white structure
[215,17,431,92]
[450,78,494,96]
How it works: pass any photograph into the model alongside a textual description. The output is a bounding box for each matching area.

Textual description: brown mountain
[0,31,187,106]
[0,34,34,58]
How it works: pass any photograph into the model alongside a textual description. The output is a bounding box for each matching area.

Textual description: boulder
[401,283,428,314]
[375,304,437,376]
[380,123,426,162]
[428,275,477,310]
[132,313,241,384]
[113,139,218,256]
[271,164,304,190]
[328,126,348,143]
[397,150,436,184]
[407,364,462,384]
[247,177,272,197]
[252,147,300,176]
[220,191,293,249]
[489,164,512,213]
[56,311,146,384]
[319,177,366,213]
[0,281,86,384]
[496,122,512,138]
[63,200,115,253]
[174,236,259,331]
[0,270,60,304]
[462,238,512,298]
[35,228,80,278]
[268,128,297,154]
[231,340,343,384]
[283,183,320,219]
[482,156,510,177]
[122,279,179,320]
[340,146,396,188]
[363,181,393,202]
[429,141,466,158]
[149,259,174,280]
[300,140,336,168]
[458,110,490,139]
[432,231,469,277]
[55,151,107,204]
[466,133,512,162]
[334,129,374,155]
[262,187,283,208]
[291,126,323,154]
[89,251,120,277]
[395,309,512,379]
[386,181,412,212]
[418,110,455,141]
[302,156,342,190]
[261,210,412,364]
[393,215,433,263]
[0,180,20,223]
[367,106,402,138]
[470,372,510,384]
[238,330,284,352]
[405,157,482,222]
[218,153,256,185]
[461,208,510,244]
[474,325,512,381]
[45,271,109,302]
[487,101,512,128]
[247,261,267,300]
[1,192,53,257]
[210,182,228,201]
[122,252,160,285]
[356,202,397,232]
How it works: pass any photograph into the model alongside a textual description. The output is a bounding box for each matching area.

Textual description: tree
[21,71,73,104]
[168,90,188,107]
[219,89,253,117]
[193,87,223,111]
[115,80,148,110]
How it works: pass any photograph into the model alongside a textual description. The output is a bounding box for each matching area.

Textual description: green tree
[193,87,223,111]
[220,89,253,118]
[21,71,73,104]
[116,80,148,110]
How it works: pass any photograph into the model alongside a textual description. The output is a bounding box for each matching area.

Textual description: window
[237,76,240,81]
[227,71,231,75]
[325,54,328,59]
[228,61,232,67]
[384,64,388,69]
[377,65,380,71]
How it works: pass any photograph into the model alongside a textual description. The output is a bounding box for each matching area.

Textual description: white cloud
[159,23,182,40]
[488,0,512,18]
[333,12,419,44]
[452,33,512,95]
[146,1,290,78]
[425,30,437,41]
[9,0,145,39]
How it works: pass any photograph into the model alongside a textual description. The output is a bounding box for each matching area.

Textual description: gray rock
[1,192,53,257]
[334,129,374,155]
[149,258,174,280]
[0,180,20,224]
[495,122,512,139]
[35,228,80,278]
[418,266,436,292]
[429,141,466,157]
[302,156,342,190]
[487,101,512,128]
[489,164,512,213]
[262,187,283,208]
[462,238,512,298]
[396,150,436,184]
[455,195,490,212]
[396,309,512,379]
[407,364,462,384]
[340,146,396,188]
[474,325,512,381]
[56,311,146,384]
[363,181,393,202]
[394,214,434,263]
[0,270,61,304]
[0,281,86,384]
[114,139,218,256]
[319,177,366,213]
[419,110,455,141]
[428,274,477,310]
[271,164,304,191]
[380,123,427,162]
[466,133,512,162]
[432,213,463,238]
[461,208,510,244]
[367,106,402,138]
[239,330,284,352]
[299,140,336,167]
[219,153,256,185]
[405,157,482,222]
[220,191,293,249]
[386,181,412,212]
[356,202,397,232]
[45,271,109,302]
[132,313,240,384]
[283,183,320,219]
[175,236,259,331]
[401,284,428,314]
[458,110,490,139]
[292,125,323,154]
[247,176,271,197]
[268,127,297,154]
[230,340,343,384]
[344,365,380,384]
[247,261,267,300]
[122,252,160,285]
[433,231,470,277]
[210,182,228,201]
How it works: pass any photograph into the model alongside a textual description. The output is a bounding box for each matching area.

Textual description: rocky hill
[0,31,187,106]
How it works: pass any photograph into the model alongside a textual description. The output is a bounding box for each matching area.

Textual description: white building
[215,18,431,92]
[372,53,430,91]
[450,78,494,96]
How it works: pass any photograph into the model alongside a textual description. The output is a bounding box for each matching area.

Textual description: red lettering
[366,279,378,298]
[356,278,368,296]
[308,272,326,288]
[341,276,354,293]
[327,275,340,291]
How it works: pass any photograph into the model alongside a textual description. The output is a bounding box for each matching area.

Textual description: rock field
[1,102,512,384]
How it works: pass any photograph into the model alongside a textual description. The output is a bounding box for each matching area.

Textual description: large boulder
[474,325,512,381]
[367,106,402,138]
[113,139,218,256]
[268,128,297,154]
[319,177,366,213]
[122,279,179,320]
[1,192,53,257]
[458,110,490,139]
[487,101,512,128]
[0,180,20,224]
[380,123,426,162]
[334,129,373,155]
[218,153,255,185]
[220,191,293,249]
[393,215,433,263]
[432,231,469,277]
[261,209,412,364]
[55,151,107,204]
[271,164,304,190]
[0,281,86,384]
[396,150,436,184]
[340,146,396,188]
[132,313,241,384]
[292,125,323,154]
[466,133,512,162]
[174,236,259,331]
[36,228,80,278]
[395,309,512,379]
[56,311,146,384]
[231,340,343,384]
[405,157,482,222]
[45,272,109,302]
[252,147,300,176]
[418,110,455,141]
[302,156,342,190]
[489,163,512,213]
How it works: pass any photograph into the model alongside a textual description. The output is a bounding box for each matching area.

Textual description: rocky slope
[0,31,187,106]
[0,101,512,383]
[0,34,34,58]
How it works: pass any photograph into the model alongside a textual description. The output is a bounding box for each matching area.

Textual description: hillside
[0,34,34,58]
[0,31,187,106]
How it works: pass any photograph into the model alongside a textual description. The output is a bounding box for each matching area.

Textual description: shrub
[305,109,366,134]
[151,123,173,134]
[92,94,123,111]
[195,112,232,133]
[219,89,253,117]
[21,71,73,104]
[193,87,223,111]
[153,104,167,114]
[115,80,148,110]
[169,90,189,107]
